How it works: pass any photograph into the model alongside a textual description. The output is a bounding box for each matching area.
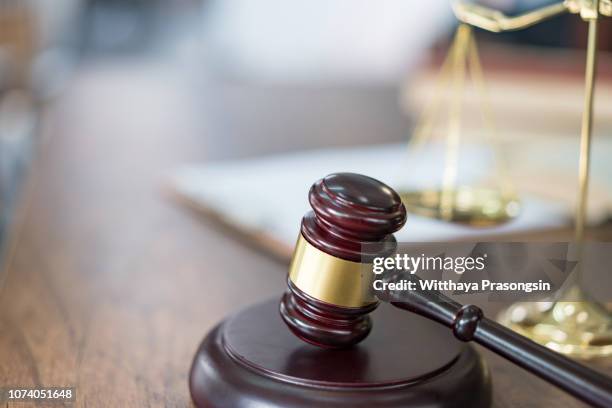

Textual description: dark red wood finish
[190,173,491,407]
[302,173,406,262]
[279,279,378,349]
[190,300,491,408]
[281,173,407,348]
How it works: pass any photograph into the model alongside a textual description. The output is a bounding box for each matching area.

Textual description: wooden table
[0,62,610,407]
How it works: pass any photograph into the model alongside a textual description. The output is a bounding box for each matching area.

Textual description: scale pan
[400,186,520,226]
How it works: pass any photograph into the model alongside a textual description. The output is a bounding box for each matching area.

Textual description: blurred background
[1,0,611,255]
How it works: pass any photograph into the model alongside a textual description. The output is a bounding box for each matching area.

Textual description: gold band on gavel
[288,234,377,308]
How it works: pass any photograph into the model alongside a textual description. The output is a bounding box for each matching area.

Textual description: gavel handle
[391,301,612,408]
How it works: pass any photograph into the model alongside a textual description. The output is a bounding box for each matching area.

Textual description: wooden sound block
[190,300,491,407]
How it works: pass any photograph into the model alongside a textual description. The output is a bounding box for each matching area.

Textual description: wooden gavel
[280,173,612,408]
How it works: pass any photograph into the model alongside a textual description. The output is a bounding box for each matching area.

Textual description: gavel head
[280,173,406,349]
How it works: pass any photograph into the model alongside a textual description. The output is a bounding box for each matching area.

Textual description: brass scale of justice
[399,0,612,359]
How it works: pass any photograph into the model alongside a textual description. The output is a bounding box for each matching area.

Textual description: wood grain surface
[0,62,610,407]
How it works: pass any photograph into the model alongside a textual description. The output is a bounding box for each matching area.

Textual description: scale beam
[453,0,610,33]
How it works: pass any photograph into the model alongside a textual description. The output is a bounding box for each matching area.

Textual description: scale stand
[453,0,612,359]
